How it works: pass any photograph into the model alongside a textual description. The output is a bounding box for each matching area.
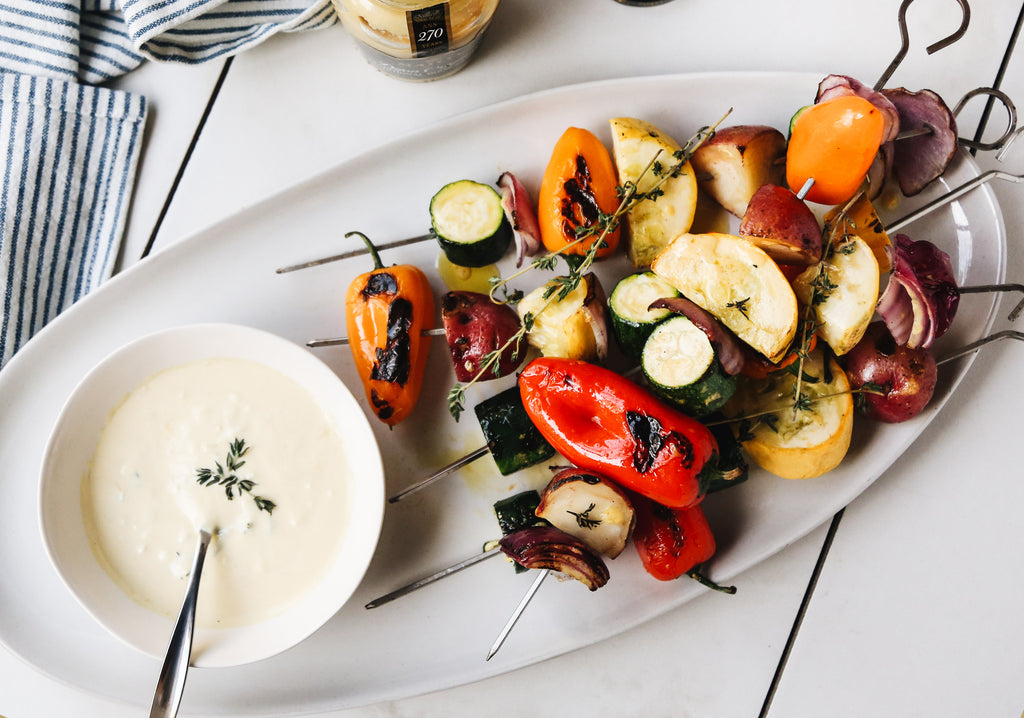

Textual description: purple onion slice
[497,171,542,267]
[881,87,958,197]
[499,526,610,591]
[876,234,960,348]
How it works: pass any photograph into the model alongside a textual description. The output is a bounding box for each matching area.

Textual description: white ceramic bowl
[38,323,385,667]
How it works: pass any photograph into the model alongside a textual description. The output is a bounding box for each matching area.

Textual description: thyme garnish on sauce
[445,110,734,420]
[195,438,277,515]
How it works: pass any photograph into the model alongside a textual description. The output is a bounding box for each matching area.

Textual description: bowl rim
[37,322,385,668]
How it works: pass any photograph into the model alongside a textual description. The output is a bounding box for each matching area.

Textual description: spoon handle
[150,529,212,718]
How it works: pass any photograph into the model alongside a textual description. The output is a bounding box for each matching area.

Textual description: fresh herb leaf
[726,297,752,320]
[195,439,275,515]
[568,503,602,529]
[447,384,466,422]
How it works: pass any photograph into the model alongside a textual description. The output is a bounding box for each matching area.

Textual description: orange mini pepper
[344,231,435,426]
[786,95,885,206]
[538,127,621,259]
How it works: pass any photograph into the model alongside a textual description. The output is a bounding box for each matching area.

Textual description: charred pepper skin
[345,231,435,426]
[518,357,719,509]
[537,127,621,259]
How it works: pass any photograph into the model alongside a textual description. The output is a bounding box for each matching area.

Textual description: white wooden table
[3,1,1024,715]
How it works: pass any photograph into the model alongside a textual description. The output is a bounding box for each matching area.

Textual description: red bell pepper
[518,357,719,508]
[632,496,716,581]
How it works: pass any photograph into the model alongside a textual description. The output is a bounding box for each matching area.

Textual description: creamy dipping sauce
[81,357,351,628]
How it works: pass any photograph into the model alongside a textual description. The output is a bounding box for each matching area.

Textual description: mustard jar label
[407,3,453,56]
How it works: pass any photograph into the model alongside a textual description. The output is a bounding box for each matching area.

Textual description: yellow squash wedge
[725,349,854,480]
[609,117,699,268]
[651,232,798,363]
[793,236,879,357]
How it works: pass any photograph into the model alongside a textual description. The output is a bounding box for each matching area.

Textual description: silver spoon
[150,528,212,718]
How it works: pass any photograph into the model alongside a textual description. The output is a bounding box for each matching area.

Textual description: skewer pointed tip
[484,569,549,662]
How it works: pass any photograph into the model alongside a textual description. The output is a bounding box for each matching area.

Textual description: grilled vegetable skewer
[366,490,546,608]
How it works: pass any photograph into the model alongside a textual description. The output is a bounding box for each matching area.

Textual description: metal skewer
[365,546,501,609]
[485,569,549,661]
[958,285,1024,323]
[873,0,970,91]
[275,232,434,274]
[884,168,1024,233]
[474,330,1024,663]
[308,327,445,348]
[936,329,1024,366]
[388,445,490,503]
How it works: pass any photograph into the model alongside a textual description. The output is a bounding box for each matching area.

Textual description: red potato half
[739,183,823,265]
[441,291,524,382]
[690,125,787,217]
[842,321,938,423]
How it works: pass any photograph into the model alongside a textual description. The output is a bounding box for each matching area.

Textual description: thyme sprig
[712,384,885,439]
[726,297,752,320]
[195,438,276,515]
[446,110,733,420]
[568,503,602,529]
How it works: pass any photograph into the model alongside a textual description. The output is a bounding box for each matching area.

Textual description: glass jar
[334,0,500,81]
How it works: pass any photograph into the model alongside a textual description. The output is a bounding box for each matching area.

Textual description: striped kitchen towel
[0,72,147,369]
[0,0,336,369]
[2,0,337,84]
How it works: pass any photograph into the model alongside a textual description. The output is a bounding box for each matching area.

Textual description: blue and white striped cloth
[0,0,336,368]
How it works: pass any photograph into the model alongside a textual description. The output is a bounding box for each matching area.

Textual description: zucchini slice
[491,490,548,573]
[474,386,555,476]
[609,271,680,360]
[430,180,513,267]
[641,315,737,416]
[493,490,546,536]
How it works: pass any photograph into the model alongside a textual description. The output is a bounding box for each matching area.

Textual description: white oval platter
[0,71,1005,714]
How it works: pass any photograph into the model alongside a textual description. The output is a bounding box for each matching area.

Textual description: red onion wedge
[876,234,960,348]
[647,296,747,376]
[497,171,542,267]
[499,526,610,591]
[881,87,958,197]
